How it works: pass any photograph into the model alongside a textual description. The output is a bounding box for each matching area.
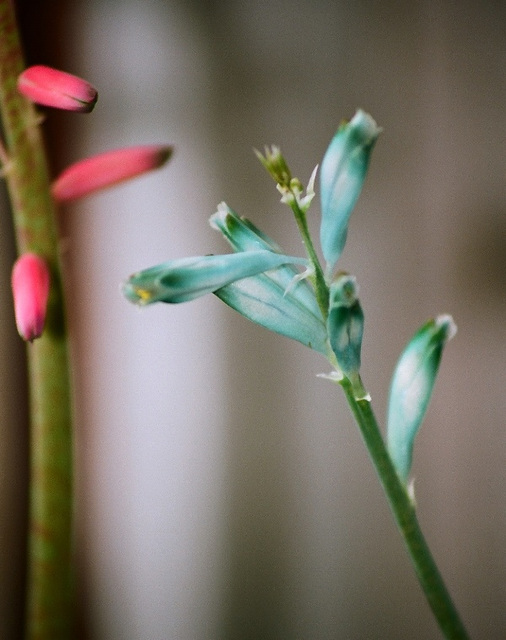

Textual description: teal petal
[123,250,308,305]
[210,203,321,318]
[319,110,380,276]
[210,203,327,352]
[387,315,457,484]
[215,272,328,353]
[327,274,366,397]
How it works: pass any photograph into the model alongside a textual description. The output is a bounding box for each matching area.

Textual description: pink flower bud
[11,253,50,342]
[51,145,173,202]
[17,65,98,113]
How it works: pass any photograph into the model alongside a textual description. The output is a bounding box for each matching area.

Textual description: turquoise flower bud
[327,274,366,399]
[320,110,381,276]
[210,204,328,353]
[387,315,457,484]
[123,250,308,305]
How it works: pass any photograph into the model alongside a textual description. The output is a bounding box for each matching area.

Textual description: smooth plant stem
[339,378,470,640]
[289,198,329,319]
[0,3,74,639]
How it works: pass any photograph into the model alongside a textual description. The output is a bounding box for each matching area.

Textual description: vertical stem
[340,379,470,640]
[0,3,74,639]
[289,198,329,319]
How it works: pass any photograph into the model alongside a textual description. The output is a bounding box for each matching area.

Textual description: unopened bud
[18,65,98,113]
[320,110,381,276]
[387,315,457,484]
[327,273,367,399]
[52,145,173,202]
[123,250,308,305]
[255,146,292,188]
[11,253,50,342]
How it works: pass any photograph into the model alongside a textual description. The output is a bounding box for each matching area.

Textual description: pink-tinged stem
[0,2,74,639]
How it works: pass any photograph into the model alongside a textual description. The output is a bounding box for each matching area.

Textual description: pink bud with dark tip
[51,145,173,202]
[17,65,98,113]
[11,253,50,342]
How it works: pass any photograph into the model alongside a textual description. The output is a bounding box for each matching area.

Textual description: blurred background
[1,1,505,638]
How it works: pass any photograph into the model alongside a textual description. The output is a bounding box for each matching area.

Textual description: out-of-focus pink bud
[17,65,98,113]
[11,253,50,342]
[51,145,173,202]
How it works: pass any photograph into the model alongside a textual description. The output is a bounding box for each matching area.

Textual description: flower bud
[387,315,457,484]
[319,110,380,276]
[11,253,50,342]
[327,273,366,398]
[255,146,292,188]
[123,250,308,305]
[52,145,173,202]
[17,65,98,113]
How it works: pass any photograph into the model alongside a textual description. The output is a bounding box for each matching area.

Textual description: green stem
[339,378,470,640]
[0,4,74,639]
[289,198,329,319]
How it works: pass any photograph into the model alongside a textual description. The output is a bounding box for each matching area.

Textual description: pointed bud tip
[18,65,98,113]
[52,144,173,202]
[435,314,457,341]
[349,109,382,143]
[11,253,50,342]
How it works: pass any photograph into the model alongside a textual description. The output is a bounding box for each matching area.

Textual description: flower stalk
[255,146,329,318]
[287,194,329,320]
[340,379,470,639]
[124,111,471,639]
[0,2,74,638]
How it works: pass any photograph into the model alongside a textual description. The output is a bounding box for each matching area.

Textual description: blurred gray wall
[1,1,506,639]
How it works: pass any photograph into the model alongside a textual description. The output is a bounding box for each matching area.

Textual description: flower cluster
[124,110,379,396]
[123,109,456,484]
[11,65,172,341]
